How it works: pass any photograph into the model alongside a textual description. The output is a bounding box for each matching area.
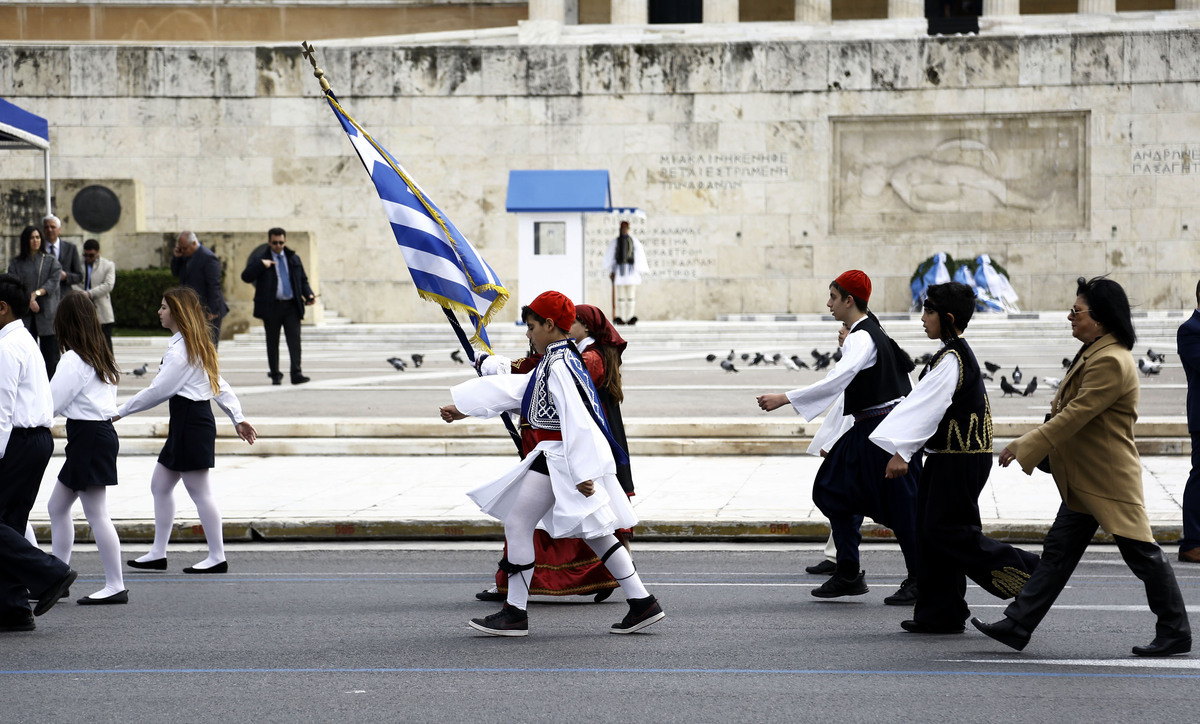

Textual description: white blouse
[0,320,54,456]
[785,317,889,421]
[869,347,960,462]
[51,350,118,421]
[117,332,245,424]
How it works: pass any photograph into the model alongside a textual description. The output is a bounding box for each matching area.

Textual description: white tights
[502,469,649,610]
[132,463,225,568]
[47,482,125,597]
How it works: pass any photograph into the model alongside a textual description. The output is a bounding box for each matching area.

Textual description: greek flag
[324,92,509,351]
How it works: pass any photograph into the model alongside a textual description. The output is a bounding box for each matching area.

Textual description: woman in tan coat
[973,277,1191,657]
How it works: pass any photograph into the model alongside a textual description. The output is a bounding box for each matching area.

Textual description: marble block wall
[4,28,1200,323]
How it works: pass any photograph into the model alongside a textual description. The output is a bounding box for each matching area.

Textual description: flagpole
[302,42,522,454]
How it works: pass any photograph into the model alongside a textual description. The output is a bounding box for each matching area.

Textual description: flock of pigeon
[705,346,1173,400]
[384,349,463,371]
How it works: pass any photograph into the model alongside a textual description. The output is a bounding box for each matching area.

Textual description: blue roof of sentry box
[0,97,50,150]
[506,170,612,212]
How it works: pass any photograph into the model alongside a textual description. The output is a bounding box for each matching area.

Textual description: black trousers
[913,454,1040,626]
[0,428,67,620]
[1182,432,1200,552]
[101,322,114,354]
[1004,504,1190,640]
[263,301,302,379]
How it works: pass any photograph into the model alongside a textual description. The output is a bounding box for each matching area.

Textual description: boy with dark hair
[758,270,922,604]
[0,273,77,632]
[870,282,1039,634]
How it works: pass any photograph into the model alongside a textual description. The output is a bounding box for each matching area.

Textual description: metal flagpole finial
[300,41,331,93]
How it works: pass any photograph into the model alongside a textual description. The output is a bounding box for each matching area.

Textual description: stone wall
[4,19,1200,323]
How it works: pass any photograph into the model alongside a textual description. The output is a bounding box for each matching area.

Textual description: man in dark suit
[171,231,228,346]
[43,214,83,298]
[240,228,315,385]
[1178,279,1200,563]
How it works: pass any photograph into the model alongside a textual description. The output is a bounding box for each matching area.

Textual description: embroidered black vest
[920,338,993,454]
[843,316,913,416]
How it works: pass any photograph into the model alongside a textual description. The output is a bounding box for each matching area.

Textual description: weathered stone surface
[826,41,871,91]
[11,47,70,96]
[1072,33,1125,86]
[1019,35,1071,87]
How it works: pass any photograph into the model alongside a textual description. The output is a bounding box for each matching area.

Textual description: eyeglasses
[1068,308,1091,319]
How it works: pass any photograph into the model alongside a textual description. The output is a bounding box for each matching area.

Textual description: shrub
[112,268,176,329]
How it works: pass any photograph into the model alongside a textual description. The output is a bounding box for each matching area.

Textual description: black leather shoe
[805,559,837,575]
[34,569,78,616]
[0,614,35,632]
[884,578,919,606]
[183,561,228,574]
[613,317,625,325]
[77,590,129,606]
[291,375,310,385]
[971,616,1031,651]
[812,571,869,598]
[269,373,283,386]
[594,587,615,603]
[901,619,964,634]
[627,316,638,325]
[475,588,505,602]
[127,557,167,570]
[1132,635,1192,657]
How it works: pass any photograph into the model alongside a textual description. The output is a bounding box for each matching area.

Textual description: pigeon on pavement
[1012,366,1023,385]
[1000,376,1018,397]
[1022,377,1038,397]
[720,359,738,373]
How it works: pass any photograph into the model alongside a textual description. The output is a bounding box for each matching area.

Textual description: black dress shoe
[901,619,965,634]
[0,615,35,632]
[269,373,283,386]
[291,375,310,385]
[627,316,638,325]
[77,590,129,606]
[127,557,167,570]
[812,571,869,598]
[884,578,919,606]
[1132,635,1192,657]
[475,588,505,602]
[613,317,625,325]
[34,569,78,616]
[183,561,228,574]
[593,587,615,603]
[971,616,1031,651]
[805,559,837,575]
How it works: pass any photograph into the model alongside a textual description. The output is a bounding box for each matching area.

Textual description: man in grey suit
[171,231,228,345]
[75,239,117,352]
[43,214,83,299]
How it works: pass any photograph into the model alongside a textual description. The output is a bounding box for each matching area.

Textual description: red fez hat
[833,270,871,304]
[529,290,576,331]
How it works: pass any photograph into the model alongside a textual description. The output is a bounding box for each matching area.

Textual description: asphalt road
[5,543,1200,722]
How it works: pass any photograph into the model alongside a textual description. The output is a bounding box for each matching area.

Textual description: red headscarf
[528,290,575,331]
[575,304,627,357]
[833,270,871,304]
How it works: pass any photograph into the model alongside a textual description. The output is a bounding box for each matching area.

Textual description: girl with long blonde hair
[47,292,127,603]
[114,287,256,574]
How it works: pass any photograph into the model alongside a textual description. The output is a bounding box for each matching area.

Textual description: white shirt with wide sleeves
[452,360,638,539]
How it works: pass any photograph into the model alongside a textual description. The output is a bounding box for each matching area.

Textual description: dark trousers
[0,428,67,620]
[263,301,302,380]
[913,454,1040,627]
[210,316,223,348]
[813,415,921,576]
[1004,504,1190,640]
[22,317,59,379]
[101,322,114,354]
[1182,433,1200,552]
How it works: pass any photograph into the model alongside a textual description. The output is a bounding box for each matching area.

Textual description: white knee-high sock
[47,482,79,564]
[140,463,180,561]
[501,470,555,611]
[587,534,650,600]
[78,487,125,596]
[181,469,225,567]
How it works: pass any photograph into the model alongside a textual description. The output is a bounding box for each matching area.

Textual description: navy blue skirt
[158,395,216,472]
[58,419,119,491]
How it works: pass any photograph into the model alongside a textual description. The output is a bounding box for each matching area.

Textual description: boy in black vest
[870,282,1040,633]
[758,270,921,604]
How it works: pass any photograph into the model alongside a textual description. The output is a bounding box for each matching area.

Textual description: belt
[854,403,898,423]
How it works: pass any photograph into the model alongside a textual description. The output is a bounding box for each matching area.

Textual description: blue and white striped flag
[323,92,509,351]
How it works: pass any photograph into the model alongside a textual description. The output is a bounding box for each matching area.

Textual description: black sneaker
[469,604,528,637]
[475,587,505,602]
[805,559,837,576]
[610,595,665,634]
[884,577,918,606]
[811,571,869,598]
